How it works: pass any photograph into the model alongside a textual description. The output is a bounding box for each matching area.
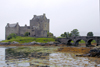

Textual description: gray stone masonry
[5,14,49,39]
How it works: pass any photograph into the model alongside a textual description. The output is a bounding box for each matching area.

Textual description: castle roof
[35,15,43,19]
[9,24,17,27]
[7,23,18,27]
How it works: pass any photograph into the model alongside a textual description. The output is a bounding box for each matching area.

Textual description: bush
[24,32,30,36]
[47,32,53,37]
[7,33,17,40]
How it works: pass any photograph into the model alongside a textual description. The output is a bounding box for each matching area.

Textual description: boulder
[76,48,100,57]
[35,42,41,45]
[11,41,19,44]
[89,48,100,57]
[0,42,10,45]
[47,42,55,45]
[30,41,37,45]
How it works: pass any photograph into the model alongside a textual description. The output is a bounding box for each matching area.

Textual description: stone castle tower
[5,14,49,39]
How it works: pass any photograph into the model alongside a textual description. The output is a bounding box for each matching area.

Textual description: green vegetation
[91,40,96,43]
[79,40,96,44]
[1,36,55,44]
[71,29,79,37]
[70,40,85,44]
[47,31,54,37]
[6,46,59,53]
[7,33,17,40]
[79,40,86,44]
[61,32,72,38]
[24,32,30,36]
[70,40,96,44]
[6,46,59,58]
[87,32,93,36]
[61,29,79,38]
[61,32,68,37]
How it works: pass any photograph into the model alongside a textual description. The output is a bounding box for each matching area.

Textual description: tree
[70,29,79,37]
[61,32,70,38]
[7,33,17,40]
[69,33,72,37]
[24,32,30,36]
[61,34,65,37]
[61,32,66,37]
[87,32,93,36]
[60,29,79,38]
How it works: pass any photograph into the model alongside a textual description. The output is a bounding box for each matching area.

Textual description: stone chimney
[34,15,36,17]
[25,24,27,27]
[43,13,45,16]
[6,23,9,27]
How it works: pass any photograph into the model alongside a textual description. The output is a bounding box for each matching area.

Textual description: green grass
[79,40,86,44]
[1,36,55,44]
[91,40,96,43]
[71,40,96,44]
[1,36,96,44]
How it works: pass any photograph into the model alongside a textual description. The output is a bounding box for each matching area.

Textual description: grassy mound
[1,36,55,44]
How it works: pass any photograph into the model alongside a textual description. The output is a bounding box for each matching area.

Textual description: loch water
[0,47,100,67]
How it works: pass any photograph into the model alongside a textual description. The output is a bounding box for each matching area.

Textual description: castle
[5,14,49,39]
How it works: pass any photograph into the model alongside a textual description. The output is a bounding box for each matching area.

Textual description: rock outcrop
[76,48,100,57]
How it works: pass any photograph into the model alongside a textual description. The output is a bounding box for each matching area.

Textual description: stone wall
[5,24,20,39]
[5,14,49,39]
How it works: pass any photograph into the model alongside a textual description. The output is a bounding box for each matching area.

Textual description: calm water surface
[0,47,100,67]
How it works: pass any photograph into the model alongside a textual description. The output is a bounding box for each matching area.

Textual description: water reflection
[0,48,6,67]
[0,48,30,67]
[0,47,100,67]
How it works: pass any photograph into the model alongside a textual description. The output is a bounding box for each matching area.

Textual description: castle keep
[5,14,49,39]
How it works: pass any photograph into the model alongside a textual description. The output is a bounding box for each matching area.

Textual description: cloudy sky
[0,0,99,39]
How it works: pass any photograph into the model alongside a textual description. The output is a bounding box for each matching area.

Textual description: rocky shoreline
[0,41,63,46]
[76,47,100,58]
[1,41,100,58]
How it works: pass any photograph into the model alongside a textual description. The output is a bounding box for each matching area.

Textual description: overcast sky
[0,0,99,39]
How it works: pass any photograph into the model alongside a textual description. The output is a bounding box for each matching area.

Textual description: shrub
[7,33,17,40]
[24,32,30,36]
